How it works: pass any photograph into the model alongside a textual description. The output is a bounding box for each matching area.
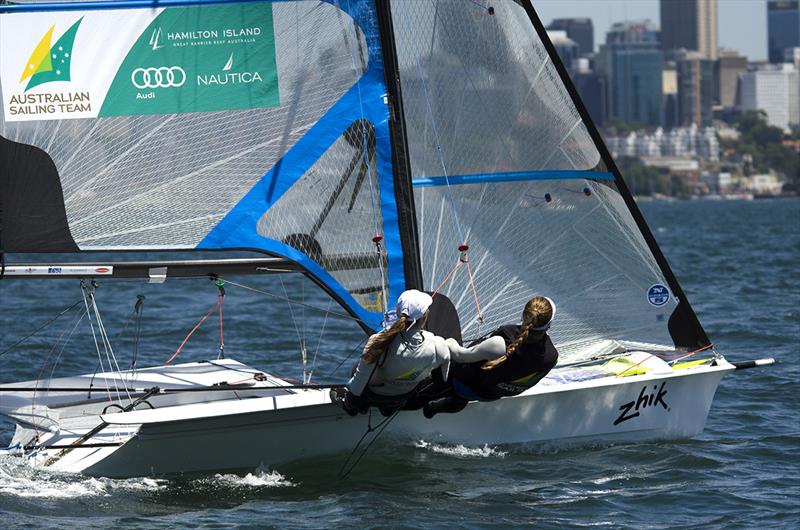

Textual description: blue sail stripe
[199,0,401,330]
[412,170,614,187]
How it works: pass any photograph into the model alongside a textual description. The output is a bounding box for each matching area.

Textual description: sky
[535,0,768,61]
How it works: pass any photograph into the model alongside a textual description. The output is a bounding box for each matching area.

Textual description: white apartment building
[739,64,800,132]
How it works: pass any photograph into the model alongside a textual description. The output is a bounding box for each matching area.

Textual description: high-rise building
[547,18,594,57]
[677,51,715,127]
[547,30,580,72]
[715,49,748,108]
[660,0,718,60]
[571,58,608,126]
[597,21,663,126]
[739,64,800,132]
[787,47,800,68]
[768,1,800,63]
[662,62,679,128]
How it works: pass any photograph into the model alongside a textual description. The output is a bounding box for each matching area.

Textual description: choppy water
[0,198,798,529]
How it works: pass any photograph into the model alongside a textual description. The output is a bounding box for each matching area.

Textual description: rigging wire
[80,281,113,403]
[165,293,220,365]
[47,307,88,384]
[87,283,133,403]
[307,297,334,384]
[325,336,368,379]
[278,275,307,380]
[31,304,89,441]
[338,408,400,480]
[414,54,465,243]
[220,277,382,328]
[0,299,84,358]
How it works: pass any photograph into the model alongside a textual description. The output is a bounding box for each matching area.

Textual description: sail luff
[518,0,709,349]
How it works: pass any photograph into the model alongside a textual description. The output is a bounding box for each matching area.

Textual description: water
[0,198,798,529]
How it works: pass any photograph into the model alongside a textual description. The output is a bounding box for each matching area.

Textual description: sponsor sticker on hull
[614,381,670,426]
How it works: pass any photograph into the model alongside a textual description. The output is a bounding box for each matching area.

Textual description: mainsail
[0,0,708,364]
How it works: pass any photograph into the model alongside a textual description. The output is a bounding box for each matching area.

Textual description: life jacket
[451,325,558,401]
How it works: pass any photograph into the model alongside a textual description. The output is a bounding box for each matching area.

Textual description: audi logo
[131,66,186,89]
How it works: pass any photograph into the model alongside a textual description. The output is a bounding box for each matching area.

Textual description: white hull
[0,357,733,478]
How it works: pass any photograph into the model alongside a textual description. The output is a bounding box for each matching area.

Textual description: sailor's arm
[346,358,372,397]
[445,336,506,362]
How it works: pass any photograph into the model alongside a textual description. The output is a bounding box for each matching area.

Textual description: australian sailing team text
[7,92,90,115]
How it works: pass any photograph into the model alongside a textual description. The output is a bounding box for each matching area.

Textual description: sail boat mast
[517,0,709,348]
[376,0,423,291]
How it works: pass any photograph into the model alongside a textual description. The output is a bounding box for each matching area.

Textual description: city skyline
[536,0,768,61]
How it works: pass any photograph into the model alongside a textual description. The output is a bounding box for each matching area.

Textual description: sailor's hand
[342,390,362,416]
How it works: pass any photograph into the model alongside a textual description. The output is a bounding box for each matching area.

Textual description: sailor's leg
[423,395,469,418]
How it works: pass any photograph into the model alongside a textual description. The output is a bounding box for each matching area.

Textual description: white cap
[382,289,433,330]
[530,296,557,331]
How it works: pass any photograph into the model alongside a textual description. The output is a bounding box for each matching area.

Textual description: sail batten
[412,170,614,188]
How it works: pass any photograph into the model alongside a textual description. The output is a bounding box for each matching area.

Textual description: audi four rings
[131,66,187,89]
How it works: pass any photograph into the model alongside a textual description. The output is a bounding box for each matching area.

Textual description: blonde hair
[481,296,553,371]
[361,314,410,364]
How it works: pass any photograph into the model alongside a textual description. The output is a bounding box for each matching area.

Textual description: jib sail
[388,0,707,361]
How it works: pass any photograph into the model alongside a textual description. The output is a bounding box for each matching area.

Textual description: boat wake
[414,440,507,458]
[203,468,295,489]
[0,456,166,499]
[0,455,295,502]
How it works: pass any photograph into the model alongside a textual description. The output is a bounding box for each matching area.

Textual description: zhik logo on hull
[19,18,83,92]
[614,381,669,426]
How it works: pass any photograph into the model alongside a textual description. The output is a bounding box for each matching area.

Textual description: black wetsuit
[424,325,558,416]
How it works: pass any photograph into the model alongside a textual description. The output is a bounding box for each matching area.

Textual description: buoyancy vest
[451,325,558,400]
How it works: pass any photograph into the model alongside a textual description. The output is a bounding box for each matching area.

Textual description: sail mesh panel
[390,0,600,179]
[414,180,677,363]
[0,2,367,249]
[257,120,387,313]
[393,0,676,361]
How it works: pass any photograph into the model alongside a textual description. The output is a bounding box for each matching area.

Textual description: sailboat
[0,0,773,478]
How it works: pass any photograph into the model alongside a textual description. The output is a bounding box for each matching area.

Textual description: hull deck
[0,355,734,478]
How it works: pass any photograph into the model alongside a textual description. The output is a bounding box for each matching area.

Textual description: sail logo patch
[100,3,279,117]
[647,284,670,307]
[614,382,669,425]
[19,18,82,92]
[1,4,278,122]
[131,66,186,89]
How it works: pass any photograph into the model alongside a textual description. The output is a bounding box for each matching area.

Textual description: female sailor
[422,296,559,418]
[341,289,497,416]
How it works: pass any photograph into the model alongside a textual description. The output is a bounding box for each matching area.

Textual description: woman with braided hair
[422,296,559,418]
[341,290,500,416]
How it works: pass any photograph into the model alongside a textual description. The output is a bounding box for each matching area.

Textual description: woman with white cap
[342,289,500,416]
[422,295,559,418]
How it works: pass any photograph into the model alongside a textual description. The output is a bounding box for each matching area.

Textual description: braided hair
[481,296,553,371]
[361,314,410,364]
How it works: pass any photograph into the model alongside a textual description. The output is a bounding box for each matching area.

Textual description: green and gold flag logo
[19,18,82,92]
